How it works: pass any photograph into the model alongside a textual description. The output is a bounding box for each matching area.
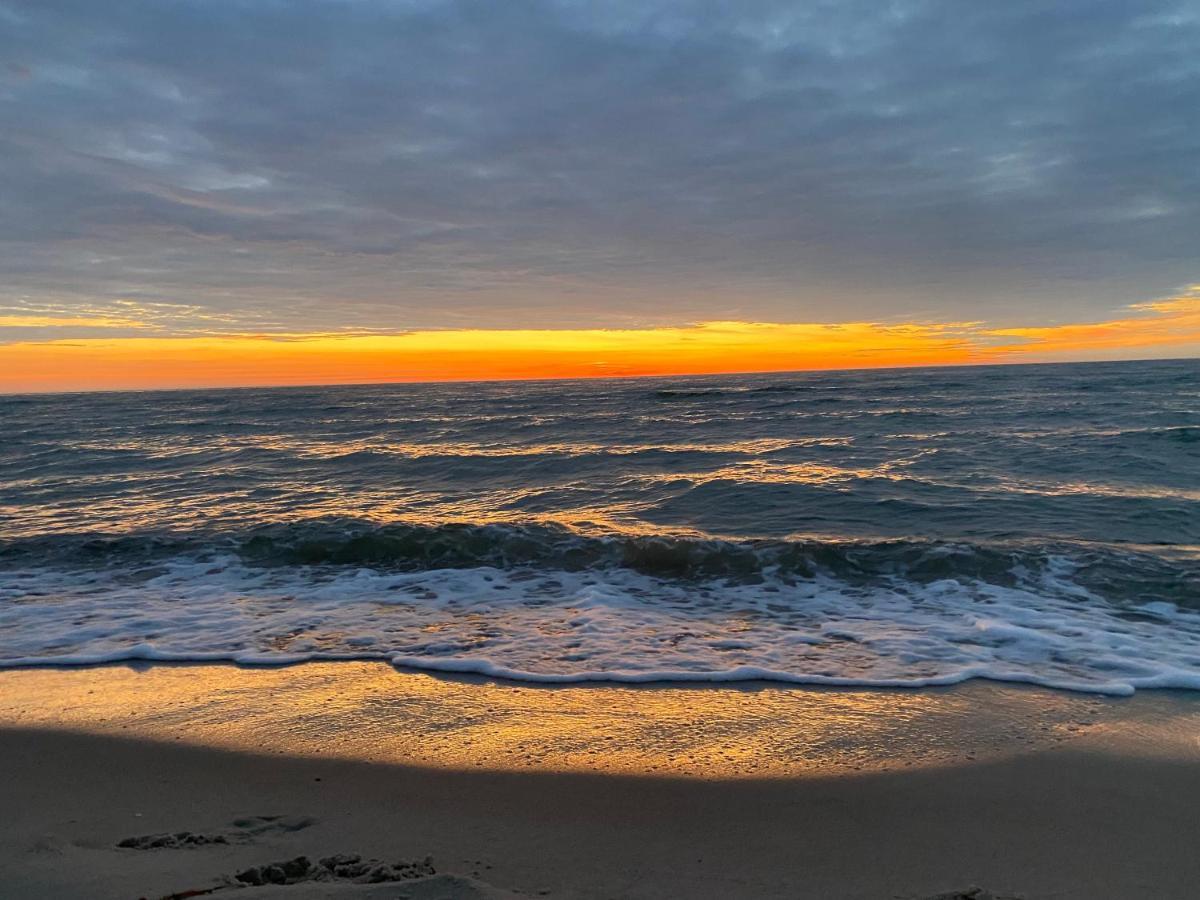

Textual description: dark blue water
[1,359,1198,693]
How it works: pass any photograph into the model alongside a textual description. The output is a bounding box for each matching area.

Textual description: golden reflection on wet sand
[5,663,1197,778]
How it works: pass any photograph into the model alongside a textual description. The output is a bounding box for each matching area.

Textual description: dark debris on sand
[118,815,316,850]
[119,832,229,850]
[235,853,437,886]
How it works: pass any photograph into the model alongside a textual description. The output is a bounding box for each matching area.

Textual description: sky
[1,0,1198,391]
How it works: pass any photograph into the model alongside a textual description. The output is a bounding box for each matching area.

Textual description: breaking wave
[2,521,1198,696]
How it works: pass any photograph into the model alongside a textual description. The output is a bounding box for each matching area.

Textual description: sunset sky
[2,0,1198,391]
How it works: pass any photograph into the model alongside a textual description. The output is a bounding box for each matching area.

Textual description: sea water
[1,359,1197,694]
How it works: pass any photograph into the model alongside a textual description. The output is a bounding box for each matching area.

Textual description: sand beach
[3,663,1200,899]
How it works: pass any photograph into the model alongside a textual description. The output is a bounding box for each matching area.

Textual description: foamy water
[2,360,1198,694]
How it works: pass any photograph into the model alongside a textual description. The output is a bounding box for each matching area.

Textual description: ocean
[1,358,1197,695]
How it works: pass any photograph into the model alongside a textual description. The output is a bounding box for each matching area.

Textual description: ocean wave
[4,360,1198,696]
[1142,426,1200,444]
[652,388,729,399]
[0,520,1194,603]
[2,539,1199,696]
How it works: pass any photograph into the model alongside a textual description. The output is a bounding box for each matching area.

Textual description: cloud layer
[2,0,1198,338]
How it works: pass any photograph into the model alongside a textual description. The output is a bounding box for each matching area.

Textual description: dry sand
[3,663,1200,899]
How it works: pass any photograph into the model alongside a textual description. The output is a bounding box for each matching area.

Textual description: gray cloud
[1,0,1197,334]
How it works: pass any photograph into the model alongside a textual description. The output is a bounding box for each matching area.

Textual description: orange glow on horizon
[1,287,1198,392]
[987,291,1200,355]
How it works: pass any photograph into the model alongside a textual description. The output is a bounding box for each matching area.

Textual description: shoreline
[7,660,1197,777]
[4,653,1183,697]
[4,663,1200,898]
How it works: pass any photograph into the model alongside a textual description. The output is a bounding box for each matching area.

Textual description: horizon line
[3,353,1195,399]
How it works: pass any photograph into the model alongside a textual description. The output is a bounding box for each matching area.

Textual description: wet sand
[3,663,1200,898]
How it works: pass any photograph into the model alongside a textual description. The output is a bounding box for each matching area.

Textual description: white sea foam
[4,553,1200,695]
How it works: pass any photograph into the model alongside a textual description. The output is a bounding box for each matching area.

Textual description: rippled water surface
[1,359,1198,693]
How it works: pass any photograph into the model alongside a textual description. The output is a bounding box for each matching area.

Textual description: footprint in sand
[233,853,436,886]
[117,814,316,849]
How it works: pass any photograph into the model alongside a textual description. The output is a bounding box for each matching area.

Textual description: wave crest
[2,520,1193,605]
